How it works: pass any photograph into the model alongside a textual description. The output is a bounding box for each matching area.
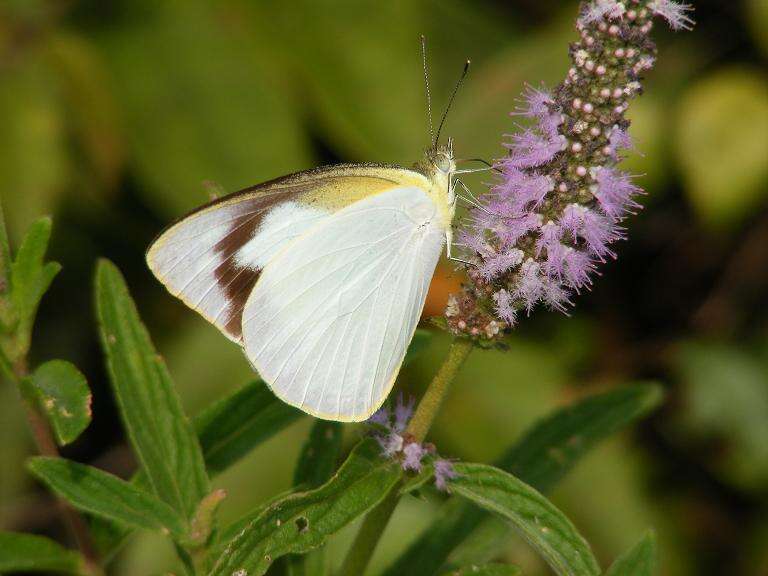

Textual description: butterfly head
[423,138,456,178]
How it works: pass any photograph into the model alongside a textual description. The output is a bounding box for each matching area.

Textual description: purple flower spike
[446,0,692,341]
[434,459,459,492]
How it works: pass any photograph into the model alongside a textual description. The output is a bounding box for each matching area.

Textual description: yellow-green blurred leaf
[0,58,68,241]
[96,2,312,217]
[746,0,768,57]
[676,68,768,230]
[257,0,423,162]
[675,341,768,490]
[46,32,125,193]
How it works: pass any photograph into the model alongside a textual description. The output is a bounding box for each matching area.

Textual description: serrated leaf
[28,457,187,538]
[385,384,663,575]
[94,259,209,519]
[0,531,85,574]
[605,531,657,576]
[196,379,303,476]
[450,464,600,576]
[441,563,522,576]
[293,420,343,490]
[8,217,61,357]
[92,327,430,559]
[286,420,342,575]
[89,379,304,560]
[208,439,400,576]
[22,360,91,445]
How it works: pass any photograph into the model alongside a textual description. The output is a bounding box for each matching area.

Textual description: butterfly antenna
[435,59,470,148]
[420,35,434,148]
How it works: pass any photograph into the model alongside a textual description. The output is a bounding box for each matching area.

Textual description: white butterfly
[146,141,466,422]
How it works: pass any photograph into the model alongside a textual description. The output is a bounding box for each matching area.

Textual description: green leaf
[208,439,400,576]
[0,531,85,574]
[495,383,664,492]
[286,420,342,575]
[293,420,343,490]
[21,360,91,445]
[604,531,657,576]
[0,198,10,297]
[441,564,522,576]
[676,68,768,230]
[450,464,600,576]
[195,379,303,476]
[9,217,61,357]
[94,259,209,519]
[385,384,663,575]
[88,379,304,560]
[28,456,187,538]
[399,461,436,496]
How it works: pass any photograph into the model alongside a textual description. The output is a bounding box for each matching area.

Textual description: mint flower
[447,0,693,340]
[368,396,455,490]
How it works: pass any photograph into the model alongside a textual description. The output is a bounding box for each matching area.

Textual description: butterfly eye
[436,155,452,173]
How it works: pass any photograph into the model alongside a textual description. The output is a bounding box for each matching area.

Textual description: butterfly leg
[444,228,477,267]
[454,179,494,215]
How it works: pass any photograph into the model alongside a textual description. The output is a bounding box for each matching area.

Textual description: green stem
[10,358,103,575]
[406,338,473,442]
[337,338,473,576]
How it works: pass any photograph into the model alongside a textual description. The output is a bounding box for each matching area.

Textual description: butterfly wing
[242,185,446,422]
[146,164,429,342]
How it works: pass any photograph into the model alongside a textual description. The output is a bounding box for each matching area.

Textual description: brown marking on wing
[212,187,302,341]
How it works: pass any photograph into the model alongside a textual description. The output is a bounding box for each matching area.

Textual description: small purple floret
[434,459,458,491]
[402,443,427,472]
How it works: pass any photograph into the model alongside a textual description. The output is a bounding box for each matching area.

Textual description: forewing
[242,186,445,422]
[146,165,427,342]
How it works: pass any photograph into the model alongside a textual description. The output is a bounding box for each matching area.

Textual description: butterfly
[146,53,477,422]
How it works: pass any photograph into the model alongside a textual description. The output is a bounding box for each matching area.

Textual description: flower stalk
[339,338,473,576]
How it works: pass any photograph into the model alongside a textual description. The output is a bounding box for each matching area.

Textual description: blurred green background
[1,1,767,575]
